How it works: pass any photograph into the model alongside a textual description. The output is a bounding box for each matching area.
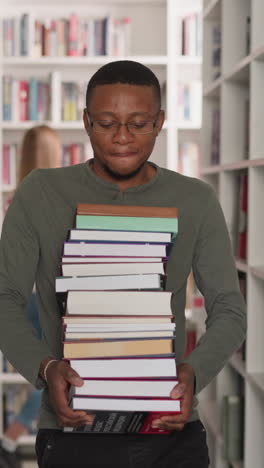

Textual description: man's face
[83,83,165,181]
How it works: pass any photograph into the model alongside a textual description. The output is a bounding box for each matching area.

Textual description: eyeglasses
[86,110,160,135]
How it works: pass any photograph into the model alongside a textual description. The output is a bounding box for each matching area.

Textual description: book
[62,256,166,263]
[62,262,165,277]
[65,322,175,332]
[76,215,178,235]
[65,408,178,434]
[63,241,170,258]
[65,331,174,340]
[71,396,180,413]
[222,395,244,462]
[63,338,174,359]
[69,229,172,243]
[77,203,178,218]
[56,273,164,293]
[69,357,177,379]
[71,379,178,398]
[237,173,248,260]
[63,316,173,325]
[66,290,172,316]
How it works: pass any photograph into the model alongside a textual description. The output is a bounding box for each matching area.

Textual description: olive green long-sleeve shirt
[0,161,246,428]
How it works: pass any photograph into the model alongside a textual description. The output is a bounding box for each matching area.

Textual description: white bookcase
[200,0,264,467]
[0,0,202,448]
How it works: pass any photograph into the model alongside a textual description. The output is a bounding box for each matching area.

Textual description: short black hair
[86,60,161,109]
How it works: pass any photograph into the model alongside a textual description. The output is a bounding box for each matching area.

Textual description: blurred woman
[0,125,61,468]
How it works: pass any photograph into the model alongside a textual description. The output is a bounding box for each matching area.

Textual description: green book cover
[76,215,178,237]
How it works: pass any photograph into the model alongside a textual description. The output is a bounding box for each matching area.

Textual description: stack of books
[56,203,181,434]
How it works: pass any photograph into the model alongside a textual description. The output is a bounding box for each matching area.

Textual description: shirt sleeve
[183,187,247,394]
[0,179,54,388]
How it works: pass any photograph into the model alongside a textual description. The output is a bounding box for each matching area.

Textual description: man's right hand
[43,359,94,428]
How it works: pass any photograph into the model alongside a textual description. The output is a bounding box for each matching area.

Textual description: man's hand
[152,363,195,431]
[44,359,94,428]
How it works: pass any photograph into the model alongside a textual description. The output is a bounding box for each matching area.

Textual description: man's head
[83,60,165,188]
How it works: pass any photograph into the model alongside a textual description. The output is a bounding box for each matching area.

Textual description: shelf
[225,55,251,84]
[250,266,264,281]
[203,0,221,20]
[203,76,222,98]
[198,399,222,444]
[17,435,36,446]
[229,353,246,379]
[1,120,170,131]
[231,462,244,468]
[2,55,168,66]
[200,165,221,175]
[1,184,16,192]
[248,373,264,395]
[200,159,264,175]
[0,373,27,383]
[235,259,249,273]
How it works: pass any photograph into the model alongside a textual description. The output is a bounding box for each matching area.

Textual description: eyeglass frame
[85,108,162,135]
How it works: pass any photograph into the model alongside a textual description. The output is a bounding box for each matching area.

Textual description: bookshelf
[0,0,202,449]
[200,0,264,467]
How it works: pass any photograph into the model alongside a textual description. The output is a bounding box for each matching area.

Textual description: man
[0,61,246,468]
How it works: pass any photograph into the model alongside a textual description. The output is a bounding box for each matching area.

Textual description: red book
[19,80,29,121]
[66,397,181,434]
[237,174,248,259]
[68,13,78,56]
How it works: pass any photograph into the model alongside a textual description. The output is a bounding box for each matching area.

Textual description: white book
[70,357,176,378]
[62,256,164,263]
[65,323,175,332]
[72,379,177,398]
[63,242,168,258]
[66,290,172,316]
[71,397,180,413]
[62,262,164,277]
[56,274,163,293]
[64,316,172,324]
[65,330,174,339]
[69,229,171,243]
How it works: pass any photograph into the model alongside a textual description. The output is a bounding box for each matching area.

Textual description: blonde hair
[18,125,61,183]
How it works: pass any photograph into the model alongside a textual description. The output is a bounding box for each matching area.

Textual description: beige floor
[22,462,38,468]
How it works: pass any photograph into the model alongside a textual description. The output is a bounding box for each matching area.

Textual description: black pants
[36,420,209,468]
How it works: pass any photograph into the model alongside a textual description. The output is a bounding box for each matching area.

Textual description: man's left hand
[152,362,195,431]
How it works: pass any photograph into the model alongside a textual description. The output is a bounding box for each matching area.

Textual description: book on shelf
[62,261,165,277]
[70,379,178,398]
[221,394,244,463]
[177,81,202,125]
[69,357,177,379]
[2,144,17,187]
[178,142,200,178]
[2,75,50,122]
[65,290,172,316]
[237,173,248,260]
[2,13,132,58]
[212,24,221,80]
[181,12,202,57]
[63,338,174,359]
[211,107,220,165]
